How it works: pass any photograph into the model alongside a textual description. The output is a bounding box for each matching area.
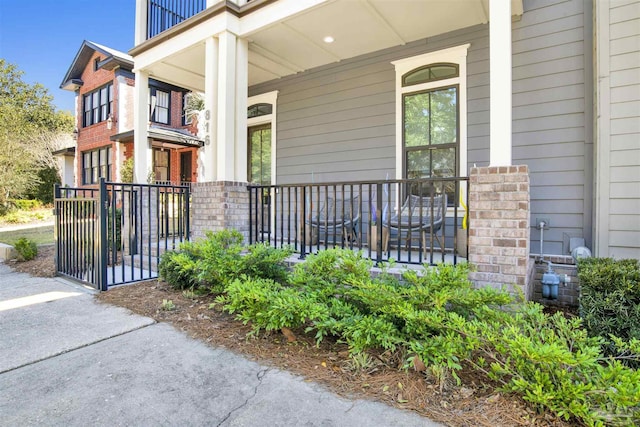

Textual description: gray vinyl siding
[606,0,640,258]
[511,0,592,255]
[249,0,593,256]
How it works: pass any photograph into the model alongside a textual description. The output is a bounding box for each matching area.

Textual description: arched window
[402,63,458,87]
[393,45,469,205]
[247,103,273,119]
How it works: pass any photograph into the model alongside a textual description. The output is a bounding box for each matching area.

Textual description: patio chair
[384,193,447,256]
[308,195,361,245]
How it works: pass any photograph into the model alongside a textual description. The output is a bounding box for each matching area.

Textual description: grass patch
[0,225,54,246]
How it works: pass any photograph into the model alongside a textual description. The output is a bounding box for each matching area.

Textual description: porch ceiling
[142,0,523,92]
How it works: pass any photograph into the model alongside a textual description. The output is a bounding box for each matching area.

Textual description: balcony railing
[248,177,469,266]
[147,0,206,39]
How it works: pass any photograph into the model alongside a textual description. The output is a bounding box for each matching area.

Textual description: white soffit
[142,0,523,89]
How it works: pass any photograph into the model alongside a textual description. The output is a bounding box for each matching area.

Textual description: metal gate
[54,179,190,290]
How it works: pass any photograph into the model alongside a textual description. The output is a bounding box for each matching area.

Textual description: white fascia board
[133,13,239,71]
[238,0,329,36]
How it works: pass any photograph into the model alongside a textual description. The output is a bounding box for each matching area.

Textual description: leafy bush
[8,199,43,210]
[578,258,640,359]
[157,229,292,293]
[25,166,60,205]
[158,249,200,290]
[213,248,640,426]
[14,237,37,261]
[107,208,122,251]
[219,277,327,335]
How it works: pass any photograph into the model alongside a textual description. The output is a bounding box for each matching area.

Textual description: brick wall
[76,51,118,185]
[468,166,532,298]
[191,182,250,242]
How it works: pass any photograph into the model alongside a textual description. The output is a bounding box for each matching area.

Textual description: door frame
[247,91,278,186]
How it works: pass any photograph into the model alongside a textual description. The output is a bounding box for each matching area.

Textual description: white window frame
[392,44,469,210]
[247,90,278,185]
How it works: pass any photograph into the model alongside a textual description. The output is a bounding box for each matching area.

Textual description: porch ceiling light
[323,36,334,44]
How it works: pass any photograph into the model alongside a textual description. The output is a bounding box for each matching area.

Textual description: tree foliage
[0,59,74,208]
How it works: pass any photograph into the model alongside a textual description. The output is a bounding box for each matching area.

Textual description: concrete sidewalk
[0,263,440,426]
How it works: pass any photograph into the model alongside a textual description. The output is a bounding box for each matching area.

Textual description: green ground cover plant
[159,231,640,426]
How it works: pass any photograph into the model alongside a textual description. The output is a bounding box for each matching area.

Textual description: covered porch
[130,0,533,296]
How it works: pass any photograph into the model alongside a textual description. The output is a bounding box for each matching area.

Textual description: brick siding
[468,166,532,298]
[191,181,250,242]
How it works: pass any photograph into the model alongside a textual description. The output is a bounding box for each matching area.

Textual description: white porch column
[216,31,237,181]
[133,70,152,183]
[134,0,147,46]
[489,0,512,166]
[235,37,249,182]
[199,36,219,182]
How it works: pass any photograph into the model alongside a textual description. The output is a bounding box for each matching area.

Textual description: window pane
[247,103,272,118]
[84,95,92,126]
[100,87,108,121]
[92,92,99,123]
[109,84,113,117]
[430,87,457,145]
[403,64,458,86]
[156,107,168,124]
[406,149,430,179]
[432,147,456,177]
[403,93,430,147]
[156,90,169,108]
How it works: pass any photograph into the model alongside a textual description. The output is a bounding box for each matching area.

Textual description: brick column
[468,166,532,298]
[191,181,250,242]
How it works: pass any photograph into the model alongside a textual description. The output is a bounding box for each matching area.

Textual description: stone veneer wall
[468,166,532,299]
[190,181,250,241]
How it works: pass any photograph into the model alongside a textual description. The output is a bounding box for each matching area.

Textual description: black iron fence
[147,0,206,39]
[248,177,469,265]
[54,179,190,290]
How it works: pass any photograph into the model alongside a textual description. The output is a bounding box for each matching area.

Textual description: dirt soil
[10,249,577,427]
[9,245,56,277]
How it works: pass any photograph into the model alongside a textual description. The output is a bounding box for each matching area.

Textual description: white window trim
[247,90,278,185]
[392,44,470,211]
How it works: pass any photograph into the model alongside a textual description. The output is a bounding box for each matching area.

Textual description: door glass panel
[248,126,271,185]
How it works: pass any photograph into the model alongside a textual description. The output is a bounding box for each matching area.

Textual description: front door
[248,124,272,234]
[180,151,192,183]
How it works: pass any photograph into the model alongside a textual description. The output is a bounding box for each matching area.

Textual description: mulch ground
[10,248,577,427]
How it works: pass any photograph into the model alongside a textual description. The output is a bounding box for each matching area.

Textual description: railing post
[185,184,191,241]
[97,178,109,291]
[248,186,253,245]
[300,186,307,259]
[54,184,60,275]
[376,182,383,265]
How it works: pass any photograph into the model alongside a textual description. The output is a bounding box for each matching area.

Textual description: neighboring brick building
[60,40,201,187]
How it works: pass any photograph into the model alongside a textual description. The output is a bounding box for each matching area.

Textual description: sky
[0,0,136,114]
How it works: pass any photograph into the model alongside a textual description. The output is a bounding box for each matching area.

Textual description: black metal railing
[248,177,469,266]
[147,0,206,39]
[54,179,190,290]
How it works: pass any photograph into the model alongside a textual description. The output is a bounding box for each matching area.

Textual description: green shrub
[107,208,122,251]
[158,229,292,293]
[219,249,640,426]
[158,248,200,290]
[8,199,43,210]
[14,237,37,261]
[578,258,640,359]
[220,277,327,335]
[25,166,60,205]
